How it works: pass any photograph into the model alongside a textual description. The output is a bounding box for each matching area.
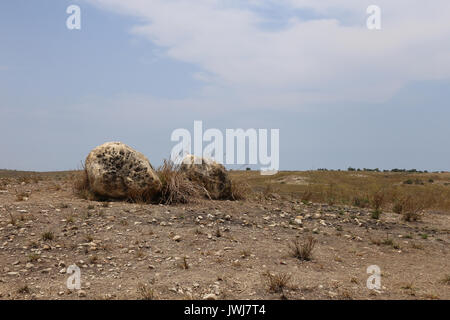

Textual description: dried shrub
[301,189,313,203]
[126,186,158,204]
[156,160,204,205]
[230,179,252,200]
[262,183,280,200]
[371,190,385,212]
[371,210,381,220]
[289,236,317,261]
[73,169,94,200]
[17,285,31,294]
[392,200,403,214]
[400,195,426,221]
[41,231,54,241]
[137,283,156,300]
[262,271,292,293]
[353,196,370,208]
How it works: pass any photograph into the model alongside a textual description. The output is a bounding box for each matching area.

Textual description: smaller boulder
[180,155,232,200]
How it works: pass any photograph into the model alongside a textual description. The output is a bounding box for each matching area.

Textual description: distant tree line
[346,167,443,173]
[315,167,445,173]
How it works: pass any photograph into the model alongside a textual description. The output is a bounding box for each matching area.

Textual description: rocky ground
[0,177,449,300]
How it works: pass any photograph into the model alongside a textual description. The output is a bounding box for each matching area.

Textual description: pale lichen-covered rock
[85,142,161,199]
[180,155,232,200]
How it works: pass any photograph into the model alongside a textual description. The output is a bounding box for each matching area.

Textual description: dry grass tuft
[41,231,54,241]
[17,285,31,294]
[8,211,16,226]
[370,190,385,219]
[399,195,427,221]
[262,271,292,293]
[288,236,317,261]
[126,187,157,204]
[156,160,205,205]
[73,169,95,200]
[230,178,252,200]
[301,189,313,203]
[262,183,280,200]
[137,282,156,300]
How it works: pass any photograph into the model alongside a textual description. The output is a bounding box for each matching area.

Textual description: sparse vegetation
[230,178,252,200]
[410,242,423,250]
[17,285,31,294]
[73,169,94,200]
[137,283,156,300]
[371,210,381,220]
[41,231,54,241]
[371,190,385,213]
[353,196,370,208]
[401,282,414,290]
[262,183,280,200]
[370,190,385,219]
[27,253,40,262]
[301,189,313,203]
[399,196,427,221]
[288,236,317,261]
[156,160,205,204]
[392,200,403,214]
[65,214,75,224]
[228,170,450,212]
[8,211,16,226]
[262,271,292,293]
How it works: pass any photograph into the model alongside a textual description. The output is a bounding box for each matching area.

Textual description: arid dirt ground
[0,170,449,300]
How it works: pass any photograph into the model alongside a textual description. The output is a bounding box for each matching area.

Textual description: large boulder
[180,155,232,200]
[85,142,161,199]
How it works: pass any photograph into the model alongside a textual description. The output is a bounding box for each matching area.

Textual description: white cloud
[87,0,450,108]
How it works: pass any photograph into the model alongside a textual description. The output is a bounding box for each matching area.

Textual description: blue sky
[1,0,449,171]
